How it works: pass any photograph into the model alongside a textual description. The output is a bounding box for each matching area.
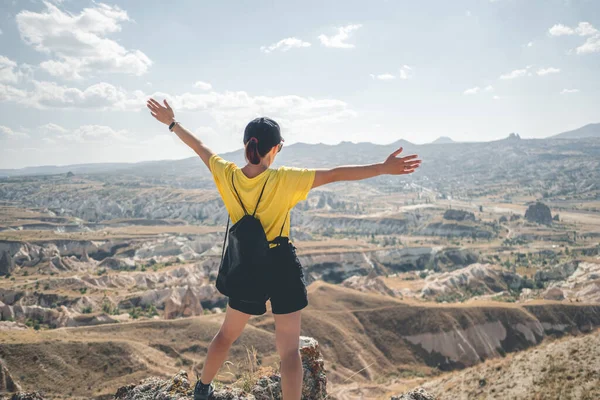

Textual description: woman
[146,98,421,400]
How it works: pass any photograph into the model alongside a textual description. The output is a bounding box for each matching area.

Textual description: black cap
[243,117,283,149]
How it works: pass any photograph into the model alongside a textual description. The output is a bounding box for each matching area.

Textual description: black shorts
[228,237,308,316]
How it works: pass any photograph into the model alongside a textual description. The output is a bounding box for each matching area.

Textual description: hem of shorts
[271,300,308,315]
[228,299,267,316]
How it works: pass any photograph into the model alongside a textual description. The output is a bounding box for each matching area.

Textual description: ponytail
[246,137,261,165]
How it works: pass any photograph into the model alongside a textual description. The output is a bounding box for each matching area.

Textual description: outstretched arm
[312,147,421,189]
[146,98,214,168]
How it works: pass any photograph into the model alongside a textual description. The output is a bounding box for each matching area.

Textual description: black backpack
[216,172,286,302]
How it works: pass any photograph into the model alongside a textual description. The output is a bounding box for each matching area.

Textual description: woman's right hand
[382,147,421,175]
[146,98,175,126]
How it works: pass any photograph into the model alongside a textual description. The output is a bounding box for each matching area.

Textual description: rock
[99,257,136,271]
[0,360,22,393]
[0,251,15,276]
[164,286,204,319]
[499,216,508,223]
[543,287,565,301]
[443,209,475,222]
[341,271,396,297]
[114,336,327,400]
[524,202,552,225]
[5,393,46,400]
[391,387,437,400]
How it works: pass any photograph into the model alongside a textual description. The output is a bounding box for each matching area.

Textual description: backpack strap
[252,174,270,217]
[220,216,230,265]
[231,171,271,217]
[231,173,249,215]
[279,213,288,237]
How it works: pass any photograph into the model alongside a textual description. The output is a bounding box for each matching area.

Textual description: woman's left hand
[147,98,175,126]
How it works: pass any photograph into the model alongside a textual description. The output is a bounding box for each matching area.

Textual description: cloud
[398,65,412,80]
[526,41,534,47]
[463,87,480,95]
[549,24,575,36]
[500,67,531,80]
[39,122,68,134]
[561,88,579,94]
[0,125,28,138]
[484,85,494,92]
[549,22,600,55]
[318,24,362,49]
[577,35,600,54]
[193,81,212,91]
[16,2,152,79]
[60,125,130,142]
[537,67,561,76]
[0,28,3,35]
[370,73,396,80]
[260,37,311,53]
[0,56,32,84]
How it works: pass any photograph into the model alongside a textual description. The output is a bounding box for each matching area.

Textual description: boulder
[524,202,552,225]
[443,209,475,222]
[114,336,327,400]
[0,251,15,276]
[391,388,437,400]
[0,360,22,393]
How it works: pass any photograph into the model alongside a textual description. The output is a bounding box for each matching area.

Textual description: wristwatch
[168,121,178,131]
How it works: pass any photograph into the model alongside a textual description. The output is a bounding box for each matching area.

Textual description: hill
[420,329,600,399]
[430,136,455,144]
[552,123,600,139]
[2,283,600,398]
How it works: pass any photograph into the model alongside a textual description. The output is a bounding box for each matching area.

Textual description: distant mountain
[431,136,455,144]
[552,123,600,139]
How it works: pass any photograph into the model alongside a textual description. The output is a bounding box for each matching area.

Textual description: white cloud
[61,125,129,142]
[484,85,494,92]
[398,65,412,80]
[561,88,579,94]
[526,41,534,47]
[537,67,561,76]
[500,67,530,80]
[466,10,472,17]
[260,37,311,53]
[464,87,480,95]
[0,28,3,35]
[193,81,213,91]
[318,24,362,49]
[16,2,152,79]
[549,24,575,36]
[577,35,600,54]
[549,22,600,55]
[0,80,355,144]
[371,73,396,80]
[0,125,28,138]
[39,122,68,134]
[0,56,32,84]
[493,95,501,100]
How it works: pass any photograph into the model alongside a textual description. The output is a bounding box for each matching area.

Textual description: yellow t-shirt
[209,154,315,241]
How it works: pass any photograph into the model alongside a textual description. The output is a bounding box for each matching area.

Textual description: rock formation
[113,336,327,400]
[0,251,15,276]
[443,209,475,221]
[391,388,437,400]
[0,360,22,393]
[524,202,552,225]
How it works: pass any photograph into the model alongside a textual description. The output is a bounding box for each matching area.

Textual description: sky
[0,0,599,169]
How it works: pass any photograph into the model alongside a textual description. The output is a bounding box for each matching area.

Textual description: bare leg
[274,311,303,400]
[200,305,251,383]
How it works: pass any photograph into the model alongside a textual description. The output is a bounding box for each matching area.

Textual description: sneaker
[193,380,214,400]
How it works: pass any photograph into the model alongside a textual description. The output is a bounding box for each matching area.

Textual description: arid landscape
[1,127,600,399]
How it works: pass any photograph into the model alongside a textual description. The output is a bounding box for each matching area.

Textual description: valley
[1,134,599,399]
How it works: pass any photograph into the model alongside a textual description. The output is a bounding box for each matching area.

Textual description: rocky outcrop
[0,251,14,276]
[391,388,436,400]
[342,272,396,297]
[0,360,22,393]
[114,336,327,400]
[421,263,531,300]
[524,202,552,225]
[163,286,203,319]
[443,209,475,221]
